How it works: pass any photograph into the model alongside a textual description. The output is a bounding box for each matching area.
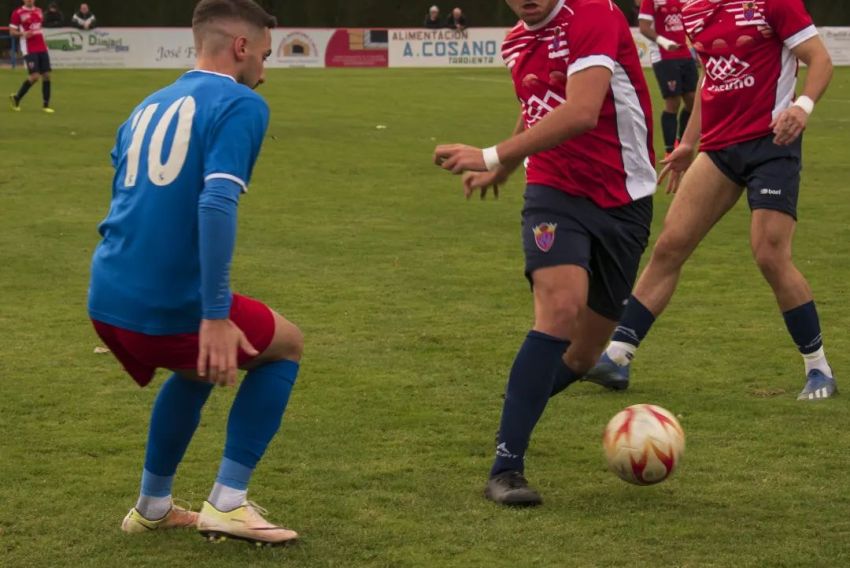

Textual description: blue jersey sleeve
[203,94,270,193]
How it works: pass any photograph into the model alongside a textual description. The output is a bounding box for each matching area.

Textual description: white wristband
[482,146,502,172]
[656,35,676,51]
[793,95,815,115]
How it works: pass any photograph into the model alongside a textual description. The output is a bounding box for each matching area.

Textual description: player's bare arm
[771,36,833,147]
[462,111,525,200]
[660,76,704,194]
[434,66,613,174]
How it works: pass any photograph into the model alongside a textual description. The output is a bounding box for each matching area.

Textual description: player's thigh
[531,265,589,339]
[655,153,743,259]
[244,310,304,368]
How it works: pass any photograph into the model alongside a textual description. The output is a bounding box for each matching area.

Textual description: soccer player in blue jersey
[89,0,302,546]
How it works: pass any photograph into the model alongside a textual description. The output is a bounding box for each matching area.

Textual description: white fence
[34,27,850,70]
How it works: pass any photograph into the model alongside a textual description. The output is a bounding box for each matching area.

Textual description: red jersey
[682,0,818,150]
[639,0,693,62]
[10,6,48,56]
[501,0,656,209]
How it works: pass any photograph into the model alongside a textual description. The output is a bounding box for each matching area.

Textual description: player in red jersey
[8,0,54,113]
[639,0,699,155]
[588,0,837,401]
[433,0,656,506]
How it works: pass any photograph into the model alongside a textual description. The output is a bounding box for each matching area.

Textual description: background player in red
[639,0,698,156]
[9,0,55,113]
[588,0,837,401]
[434,0,656,506]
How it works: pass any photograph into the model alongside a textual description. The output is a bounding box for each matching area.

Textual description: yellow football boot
[121,503,199,533]
[197,501,298,547]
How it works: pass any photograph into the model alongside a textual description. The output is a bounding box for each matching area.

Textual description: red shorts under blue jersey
[92,294,275,387]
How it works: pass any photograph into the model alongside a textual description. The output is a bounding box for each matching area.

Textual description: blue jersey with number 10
[89,70,270,335]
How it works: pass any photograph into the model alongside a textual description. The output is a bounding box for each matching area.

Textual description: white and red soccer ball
[602,404,685,485]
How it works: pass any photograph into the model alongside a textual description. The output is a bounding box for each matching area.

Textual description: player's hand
[658,143,695,195]
[197,319,258,387]
[23,30,33,38]
[664,42,682,51]
[770,106,808,146]
[462,168,509,200]
[434,144,487,174]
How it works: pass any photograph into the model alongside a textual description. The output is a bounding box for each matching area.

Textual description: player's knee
[651,231,691,269]
[664,97,681,113]
[536,292,582,335]
[266,313,304,363]
[752,238,790,278]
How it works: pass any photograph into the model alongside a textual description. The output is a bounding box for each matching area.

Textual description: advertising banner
[388,28,509,68]
[39,27,850,69]
[325,29,389,68]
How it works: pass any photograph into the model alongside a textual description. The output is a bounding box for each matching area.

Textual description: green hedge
[3,1,848,28]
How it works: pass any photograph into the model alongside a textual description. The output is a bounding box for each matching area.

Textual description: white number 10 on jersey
[124,96,196,188]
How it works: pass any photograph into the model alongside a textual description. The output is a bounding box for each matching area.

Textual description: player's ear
[233,35,249,61]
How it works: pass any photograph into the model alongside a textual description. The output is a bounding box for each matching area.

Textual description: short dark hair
[192,0,277,31]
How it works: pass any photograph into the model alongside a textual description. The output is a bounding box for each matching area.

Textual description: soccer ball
[602,404,685,485]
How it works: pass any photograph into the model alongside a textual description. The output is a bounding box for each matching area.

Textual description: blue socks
[611,296,656,348]
[491,331,569,476]
[137,373,213,518]
[783,301,823,355]
[144,373,214,479]
[209,360,299,511]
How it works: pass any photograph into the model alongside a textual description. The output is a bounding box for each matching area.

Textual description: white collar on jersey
[185,69,237,83]
[523,0,567,31]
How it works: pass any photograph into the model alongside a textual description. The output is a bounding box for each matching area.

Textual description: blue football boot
[797,369,838,401]
[582,352,630,391]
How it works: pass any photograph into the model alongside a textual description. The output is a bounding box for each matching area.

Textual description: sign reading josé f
[389,28,509,67]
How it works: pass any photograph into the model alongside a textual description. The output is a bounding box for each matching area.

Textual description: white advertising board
[36,27,850,69]
[43,27,336,69]
[388,28,509,68]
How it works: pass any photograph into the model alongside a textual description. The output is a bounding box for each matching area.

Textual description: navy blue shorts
[521,185,653,321]
[705,134,802,220]
[25,52,51,74]
[652,58,698,99]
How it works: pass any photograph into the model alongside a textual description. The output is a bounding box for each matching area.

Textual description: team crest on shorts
[668,80,678,92]
[533,223,557,253]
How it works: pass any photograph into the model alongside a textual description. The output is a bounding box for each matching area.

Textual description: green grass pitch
[1,67,849,567]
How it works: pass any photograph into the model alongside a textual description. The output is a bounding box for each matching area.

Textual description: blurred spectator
[43,2,65,28]
[446,7,468,31]
[71,3,96,30]
[424,5,443,29]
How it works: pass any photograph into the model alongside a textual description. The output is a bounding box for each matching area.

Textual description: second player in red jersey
[434,0,656,507]
[8,0,54,112]
[587,0,837,402]
[639,0,699,155]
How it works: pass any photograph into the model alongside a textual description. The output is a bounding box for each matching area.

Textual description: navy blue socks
[661,111,678,152]
[42,80,51,107]
[551,360,581,397]
[783,301,823,355]
[491,331,569,476]
[611,296,656,348]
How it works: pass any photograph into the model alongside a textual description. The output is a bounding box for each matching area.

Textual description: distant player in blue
[89,0,303,546]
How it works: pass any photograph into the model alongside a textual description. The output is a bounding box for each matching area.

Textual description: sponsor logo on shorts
[532,223,557,253]
[759,188,782,196]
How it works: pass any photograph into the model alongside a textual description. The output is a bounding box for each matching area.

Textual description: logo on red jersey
[532,223,558,253]
[742,2,756,21]
[704,54,754,92]
[524,91,566,125]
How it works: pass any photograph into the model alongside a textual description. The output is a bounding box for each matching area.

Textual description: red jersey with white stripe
[10,6,48,56]
[639,0,693,62]
[682,0,818,151]
[501,0,656,209]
